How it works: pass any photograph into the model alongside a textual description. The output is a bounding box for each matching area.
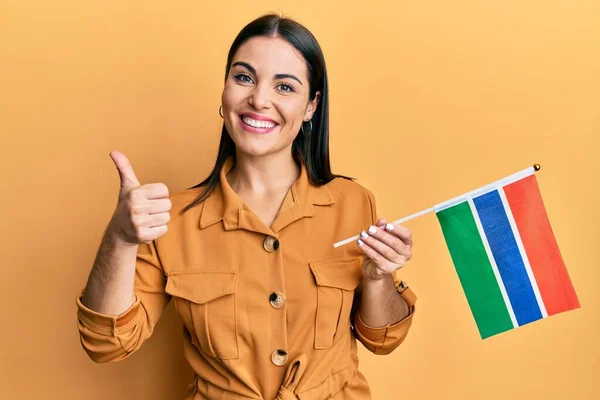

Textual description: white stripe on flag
[498,187,548,318]
[468,197,518,328]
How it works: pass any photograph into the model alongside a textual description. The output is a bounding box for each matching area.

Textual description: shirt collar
[199,156,335,234]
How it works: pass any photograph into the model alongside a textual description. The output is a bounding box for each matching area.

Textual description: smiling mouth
[240,115,278,129]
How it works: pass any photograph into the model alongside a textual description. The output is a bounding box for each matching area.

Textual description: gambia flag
[435,167,579,339]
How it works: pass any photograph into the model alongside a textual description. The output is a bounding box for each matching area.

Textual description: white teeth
[242,116,276,129]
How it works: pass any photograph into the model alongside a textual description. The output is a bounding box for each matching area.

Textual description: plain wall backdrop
[1,1,598,399]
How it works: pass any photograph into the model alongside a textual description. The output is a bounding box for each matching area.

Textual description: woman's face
[221,36,320,158]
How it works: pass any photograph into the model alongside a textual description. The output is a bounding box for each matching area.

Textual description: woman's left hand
[357,218,413,280]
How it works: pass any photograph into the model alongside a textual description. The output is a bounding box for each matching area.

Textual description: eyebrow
[231,61,303,86]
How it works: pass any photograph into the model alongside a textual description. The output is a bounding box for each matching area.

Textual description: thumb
[109,151,141,187]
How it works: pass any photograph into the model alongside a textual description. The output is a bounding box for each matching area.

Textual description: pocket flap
[309,257,363,290]
[165,271,238,304]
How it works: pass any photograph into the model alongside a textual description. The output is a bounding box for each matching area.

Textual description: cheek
[221,83,242,109]
[279,99,308,128]
[221,88,239,136]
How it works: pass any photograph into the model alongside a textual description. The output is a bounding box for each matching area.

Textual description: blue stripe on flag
[473,190,543,326]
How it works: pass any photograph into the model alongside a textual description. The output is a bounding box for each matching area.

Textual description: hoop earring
[218,106,224,118]
[301,120,312,137]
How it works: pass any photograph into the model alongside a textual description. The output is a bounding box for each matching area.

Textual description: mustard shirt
[76,156,415,399]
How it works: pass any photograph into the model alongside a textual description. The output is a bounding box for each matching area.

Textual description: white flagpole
[332,164,540,248]
[333,207,435,248]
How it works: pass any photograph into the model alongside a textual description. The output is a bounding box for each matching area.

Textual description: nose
[248,82,271,110]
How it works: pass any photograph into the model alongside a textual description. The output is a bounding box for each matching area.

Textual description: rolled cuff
[76,292,141,337]
[354,306,415,355]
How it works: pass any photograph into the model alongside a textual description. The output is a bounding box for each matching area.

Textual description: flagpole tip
[533,163,541,171]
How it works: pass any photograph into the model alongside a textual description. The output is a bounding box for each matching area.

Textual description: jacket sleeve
[351,187,416,355]
[75,240,170,363]
[353,305,415,355]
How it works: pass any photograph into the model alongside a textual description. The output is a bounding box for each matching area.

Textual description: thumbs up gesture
[108,151,172,245]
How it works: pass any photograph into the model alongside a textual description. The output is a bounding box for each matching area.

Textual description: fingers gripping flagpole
[332,164,541,248]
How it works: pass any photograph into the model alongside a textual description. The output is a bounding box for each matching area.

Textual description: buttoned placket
[198,156,335,370]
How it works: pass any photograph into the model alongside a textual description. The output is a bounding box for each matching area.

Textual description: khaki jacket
[76,156,415,399]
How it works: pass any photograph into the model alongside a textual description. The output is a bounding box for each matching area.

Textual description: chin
[239,148,267,157]
[230,139,273,157]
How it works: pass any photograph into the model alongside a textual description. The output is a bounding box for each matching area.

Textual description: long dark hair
[180,13,353,215]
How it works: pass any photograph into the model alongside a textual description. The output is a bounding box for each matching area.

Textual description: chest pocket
[309,256,363,349]
[165,270,239,360]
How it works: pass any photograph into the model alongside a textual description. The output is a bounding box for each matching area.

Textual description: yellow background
[1,1,598,399]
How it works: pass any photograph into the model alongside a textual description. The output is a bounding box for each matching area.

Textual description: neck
[226,151,301,196]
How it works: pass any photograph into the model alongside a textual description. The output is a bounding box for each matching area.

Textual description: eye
[234,73,254,84]
[277,83,295,93]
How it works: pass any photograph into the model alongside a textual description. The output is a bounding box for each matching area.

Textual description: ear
[304,91,321,121]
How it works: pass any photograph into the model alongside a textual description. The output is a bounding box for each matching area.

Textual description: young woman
[77,13,416,400]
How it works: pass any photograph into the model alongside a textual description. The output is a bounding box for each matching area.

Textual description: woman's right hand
[108,151,172,245]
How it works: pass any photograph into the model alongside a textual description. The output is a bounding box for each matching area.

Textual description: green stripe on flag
[436,201,513,338]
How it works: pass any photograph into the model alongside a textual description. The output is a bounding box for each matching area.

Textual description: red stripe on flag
[504,175,579,315]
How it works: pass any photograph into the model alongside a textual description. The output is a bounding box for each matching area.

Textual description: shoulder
[325,177,376,216]
[319,176,378,227]
[167,186,207,215]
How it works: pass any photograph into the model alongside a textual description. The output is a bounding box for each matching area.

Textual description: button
[271,349,288,366]
[263,236,280,252]
[269,292,286,309]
